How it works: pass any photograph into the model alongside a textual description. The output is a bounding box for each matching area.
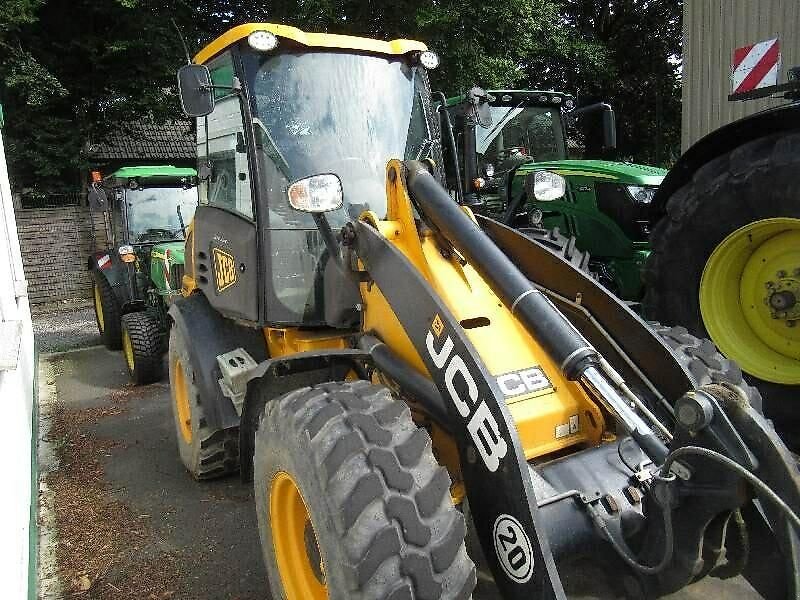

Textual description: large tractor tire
[92,270,122,350]
[120,312,163,385]
[168,326,239,479]
[644,131,800,445]
[253,381,476,600]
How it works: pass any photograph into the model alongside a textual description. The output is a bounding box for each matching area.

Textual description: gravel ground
[32,299,102,354]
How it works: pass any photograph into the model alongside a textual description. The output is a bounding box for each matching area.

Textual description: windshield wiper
[480,101,525,151]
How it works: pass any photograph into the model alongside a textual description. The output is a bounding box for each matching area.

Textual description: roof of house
[87,120,195,163]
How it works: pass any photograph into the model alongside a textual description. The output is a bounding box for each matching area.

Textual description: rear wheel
[92,270,121,350]
[253,381,476,600]
[168,325,239,479]
[120,312,163,385]
[644,131,800,443]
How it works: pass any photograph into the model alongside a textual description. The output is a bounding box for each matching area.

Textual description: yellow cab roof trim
[194,23,428,65]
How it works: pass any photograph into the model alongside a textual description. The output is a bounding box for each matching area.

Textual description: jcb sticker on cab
[212,247,238,293]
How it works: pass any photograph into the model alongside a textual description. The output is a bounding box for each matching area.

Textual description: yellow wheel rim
[270,471,328,600]
[700,217,800,384]
[173,358,193,444]
[122,329,135,373]
[94,284,105,333]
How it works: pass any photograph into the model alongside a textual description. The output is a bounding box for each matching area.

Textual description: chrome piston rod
[581,366,669,464]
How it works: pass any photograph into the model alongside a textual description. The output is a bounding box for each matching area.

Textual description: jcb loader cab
[170,23,800,600]
[88,166,198,382]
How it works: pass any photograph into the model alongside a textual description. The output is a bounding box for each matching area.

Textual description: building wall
[16,207,107,304]
[682,0,800,151]
[0,115,36,599]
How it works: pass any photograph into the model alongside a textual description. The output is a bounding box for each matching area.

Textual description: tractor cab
[88,166,198,354]
[177,24,443,326]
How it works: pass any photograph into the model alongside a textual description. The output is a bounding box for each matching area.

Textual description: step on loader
[169,23,800,600]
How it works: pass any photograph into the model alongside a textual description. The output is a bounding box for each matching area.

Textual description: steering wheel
[137,228,174,242]
[497,146,528,161]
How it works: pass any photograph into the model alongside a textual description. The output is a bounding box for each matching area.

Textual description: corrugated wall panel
[682,0,800,151]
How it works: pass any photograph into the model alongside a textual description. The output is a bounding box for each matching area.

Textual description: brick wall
[15,206,107,304]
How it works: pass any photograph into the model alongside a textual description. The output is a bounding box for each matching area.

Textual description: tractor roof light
[288,173,343,213]
[248,30,279,52]
[551,95,562,104]
[418,51,440,70]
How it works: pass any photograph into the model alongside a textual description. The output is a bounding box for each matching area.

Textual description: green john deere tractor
[444,89,665,300]
[87,165,198,384]
[445,86,799,447]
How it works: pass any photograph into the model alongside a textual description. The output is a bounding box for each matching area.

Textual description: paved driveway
[37,346,761,599]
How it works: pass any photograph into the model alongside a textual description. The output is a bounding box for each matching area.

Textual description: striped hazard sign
[731,38,781,95]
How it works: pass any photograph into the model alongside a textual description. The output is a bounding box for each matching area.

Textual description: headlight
[287,173,343,213]
[248,30,279,51]
[419,51,440,70]
[484,163,495,178]
[626,185,657,204]
[527,171,566,202]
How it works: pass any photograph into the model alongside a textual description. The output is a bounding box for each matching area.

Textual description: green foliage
[0,0,681,190]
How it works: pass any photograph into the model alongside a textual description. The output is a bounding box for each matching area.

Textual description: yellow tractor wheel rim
[700,217,800,384]
[94,284,105,333]
[122,329,135,373]
[270,471,328,600]
[173,359,193,444]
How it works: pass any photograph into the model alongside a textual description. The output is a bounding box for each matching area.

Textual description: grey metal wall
[682,0,800,151]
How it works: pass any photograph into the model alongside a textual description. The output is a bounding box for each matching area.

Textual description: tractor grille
[169,263,185,290]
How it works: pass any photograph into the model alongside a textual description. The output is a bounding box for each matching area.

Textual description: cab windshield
[247,50,431,228]
[476,105,566,163]
[242,49,433,324]
[125,187,198,244]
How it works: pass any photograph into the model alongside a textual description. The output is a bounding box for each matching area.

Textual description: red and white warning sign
[731,38,781,95]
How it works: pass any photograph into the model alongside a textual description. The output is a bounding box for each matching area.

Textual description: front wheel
[253,381,476,600]
[120,312,163,385]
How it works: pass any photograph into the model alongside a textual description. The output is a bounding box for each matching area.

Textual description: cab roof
[445,89,574,107]
[195,23,427,65]
[105,165,197,187]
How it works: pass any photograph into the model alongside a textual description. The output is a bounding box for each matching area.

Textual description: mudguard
[168,292,268,431]
[88,250,134,309]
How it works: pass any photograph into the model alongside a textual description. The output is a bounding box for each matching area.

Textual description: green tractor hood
[515,159,666,186]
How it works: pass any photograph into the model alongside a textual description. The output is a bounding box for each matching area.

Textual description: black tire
[168,326,239,479]
[643,131,799,441]
[120,312,163,385]
[253,381,475,600]
[92,270,122,350]
[652,323,763,413]
[519,226,591,272]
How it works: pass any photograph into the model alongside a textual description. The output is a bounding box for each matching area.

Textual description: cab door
[191,51,259,323]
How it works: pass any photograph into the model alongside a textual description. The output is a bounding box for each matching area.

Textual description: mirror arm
[313,213,343,270]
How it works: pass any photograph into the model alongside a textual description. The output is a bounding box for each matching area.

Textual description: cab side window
[197,52,254,219]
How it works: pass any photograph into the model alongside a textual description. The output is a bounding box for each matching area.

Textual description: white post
[0,108,36,599]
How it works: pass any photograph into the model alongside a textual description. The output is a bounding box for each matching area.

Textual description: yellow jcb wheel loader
[169,23,800,600]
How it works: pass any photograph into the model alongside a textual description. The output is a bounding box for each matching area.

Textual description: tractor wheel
[92,270,122,350]
[644,131,800,444]
[253,381,476,600]
[520,226,591,271]
[652,323,763,413]
[120,312,163,385]
[168,326,239,479]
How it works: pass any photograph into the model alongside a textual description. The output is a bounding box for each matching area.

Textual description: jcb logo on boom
[426,314,508,472]
[213,247,238,293]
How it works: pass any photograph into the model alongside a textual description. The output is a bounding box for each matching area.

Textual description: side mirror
[466,86,493,128]
[87,185,108,211]
[177,64,215,118]
[602,108,617,151]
